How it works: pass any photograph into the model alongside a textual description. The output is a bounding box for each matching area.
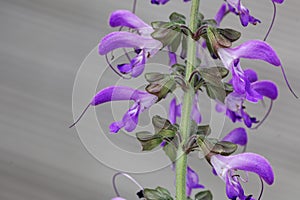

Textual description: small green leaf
[197,137,218,155]
[217,28,241,42]
[151,21,169,29]
[158,129,176,138]
[204,27,218,58]
[136,131,163,151]
[202,19,217,26]
[145,75,176,101]
[180,36,187,59]
[169,12,186,24]
[213,29,232,48]
[152,115,177,133]
[195,190,213,200]
[211,141,238,156]
[205,84,226,103]
[199,67,229,79]
[144,187,174,200]
[145,73,166,83]
[196,125,211,136]
[151,24,182,48]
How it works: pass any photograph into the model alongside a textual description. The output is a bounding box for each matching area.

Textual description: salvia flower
[216,95,258,128]
[216,66,278,128]
[217,40,280,101]
[217,0,260,26]
[91,86,158,133]
[186,166,205,197]
[98,10,162,77]
[151,0,190,5]
[210,153,274,200]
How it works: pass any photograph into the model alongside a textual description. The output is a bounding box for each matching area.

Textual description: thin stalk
[175,0,200,199]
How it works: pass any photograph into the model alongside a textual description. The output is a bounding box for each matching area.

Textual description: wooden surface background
[1,0,300,199]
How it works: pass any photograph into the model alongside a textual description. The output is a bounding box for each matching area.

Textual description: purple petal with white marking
[213,153,274,185]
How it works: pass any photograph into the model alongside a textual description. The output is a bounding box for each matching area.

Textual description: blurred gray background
[1,0,300,199]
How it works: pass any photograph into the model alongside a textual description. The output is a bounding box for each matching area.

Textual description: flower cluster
[71,0,294,199]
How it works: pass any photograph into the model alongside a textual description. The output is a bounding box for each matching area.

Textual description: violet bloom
[91,86,158,133]
[219,67,278,128]
[98,10,162,77]
[168,93,202,124]
[217,40,280,101]
[216,94,258,128]
[217,78,277,128]
[211,153,274,200]
[151,0,190,5]
[216,1,260,26]
[186,166,204,197]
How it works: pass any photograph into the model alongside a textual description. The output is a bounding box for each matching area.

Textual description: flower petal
[109,103,140,133]
[91,86,139,106]
[222,127,247,146]
[186,166,204,197]
[272,0,284,4]
[191,93,201,124]
[151,0,170,5]
[223,40,281,66]
[169,98,177,124]
[215,3,227,26]
[225,92,244,112]
[109,10,150,29]
[251,80,278,100]
[244,68,258,83]
[214,153,274,185]
[169,52,177,66]
[98,31,160,55]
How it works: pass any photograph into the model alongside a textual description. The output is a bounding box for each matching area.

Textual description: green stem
[175,0,200,200]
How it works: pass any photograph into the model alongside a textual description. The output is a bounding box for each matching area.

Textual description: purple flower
[186,166,204,197]
[91,86,158,133]
[211,153,274,200]
[229,66,278,103]
[168,93,202,124]
[151,0,190,5]
[98,10,162,77]
[217,40,281,69]
[217,40,280,102]
[222,127,247,146]
[217,0,260,26]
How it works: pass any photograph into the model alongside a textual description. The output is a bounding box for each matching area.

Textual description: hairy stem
[175,0,200,199]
